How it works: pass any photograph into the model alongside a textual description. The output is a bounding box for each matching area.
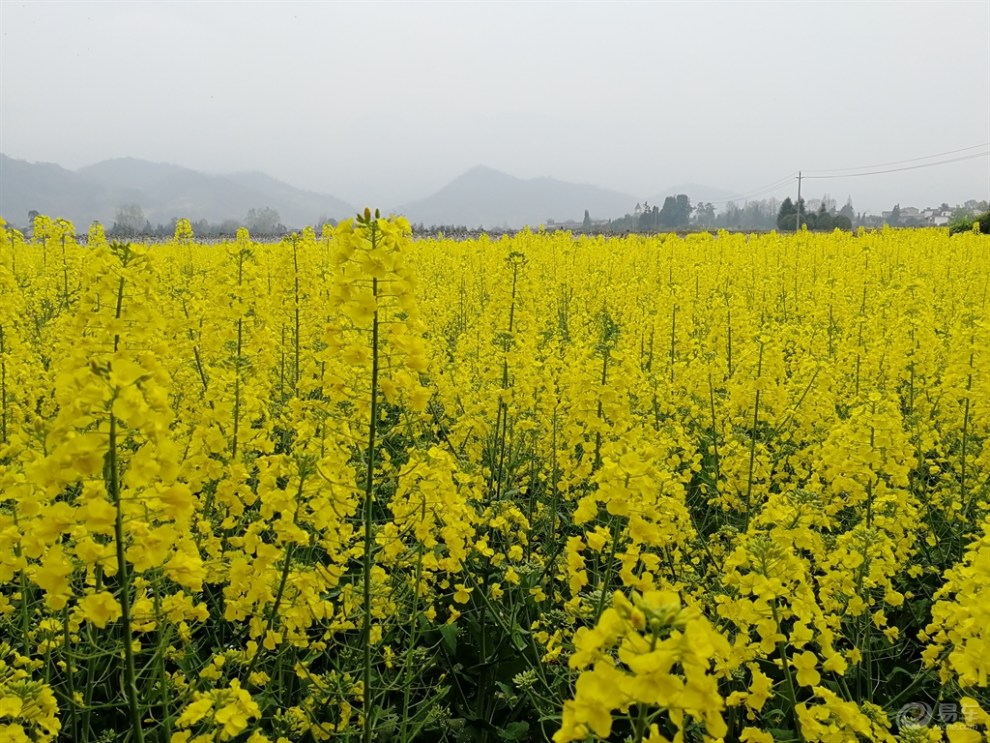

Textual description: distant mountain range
[0,155,354,229]
[0,154,733,230]
[396,165,637,228]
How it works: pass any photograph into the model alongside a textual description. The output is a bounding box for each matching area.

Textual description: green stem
[547,409,561,604]
[180,299,209,392]
[62,234,70,309]
[362,239,381,743]
[279,324,286,403]
[726,308,733,377]
[962,352,974,516]
[232,317,243,459]
[243,476,306,684]
[744,342,764,530]
[493,258,521,499]
[231,251,245,458]
[771,602,806,743]
[107,271,144,740]
[669,304,676,384]
[62,608,79,741]
[594,518,622,622]
[593,351,609,472]
[293,236,301,391]
[0,324,7,444]
[109,408,145,743]
[192,345,209,393]
[867,421,876,529]
[400,549,426,742]
[708,373,721,500]
[150,575,176,741]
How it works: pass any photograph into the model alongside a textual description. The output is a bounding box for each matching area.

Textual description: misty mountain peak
[1,154,353,228]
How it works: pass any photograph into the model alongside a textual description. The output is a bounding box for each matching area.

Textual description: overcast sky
[1,0,988,212]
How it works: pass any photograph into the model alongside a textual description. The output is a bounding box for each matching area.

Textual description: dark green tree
[839,197,855,222]
[816,202,832,231]
[112,204,147,236]
[675,194,693,226]
[583,210,591,229]
[658,196,678,228]
[777,197,797,231]
[639,205,659,231]
[694,202,716,227]
[245,207,283,235]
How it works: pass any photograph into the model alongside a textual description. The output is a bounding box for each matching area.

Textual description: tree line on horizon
[14,192,989,239]
[776,197,854,232]
[589,194,857,233]
[587,194,989,234]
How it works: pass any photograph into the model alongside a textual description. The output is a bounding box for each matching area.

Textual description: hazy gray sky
[2,0,988,212]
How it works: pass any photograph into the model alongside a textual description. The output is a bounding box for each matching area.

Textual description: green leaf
[499,721,530,740]
[440,623,458,654]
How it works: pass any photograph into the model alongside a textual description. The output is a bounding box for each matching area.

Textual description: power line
[803,142,990,175]
[803,151,989,180]
[690,143,988,212]
[710,173,797,205]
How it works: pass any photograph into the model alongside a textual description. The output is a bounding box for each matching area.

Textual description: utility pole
[796,171,803,230]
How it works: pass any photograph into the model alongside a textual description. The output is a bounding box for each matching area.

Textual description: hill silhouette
[1,155,353,229]
[397,165,637,229]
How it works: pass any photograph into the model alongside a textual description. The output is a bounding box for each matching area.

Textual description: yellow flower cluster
[0,644,61,741]
[557,589,730,742]
[924,513,990,686]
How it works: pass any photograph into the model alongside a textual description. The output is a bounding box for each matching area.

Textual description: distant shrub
[833,214,853,231]
[949,210,990,235]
